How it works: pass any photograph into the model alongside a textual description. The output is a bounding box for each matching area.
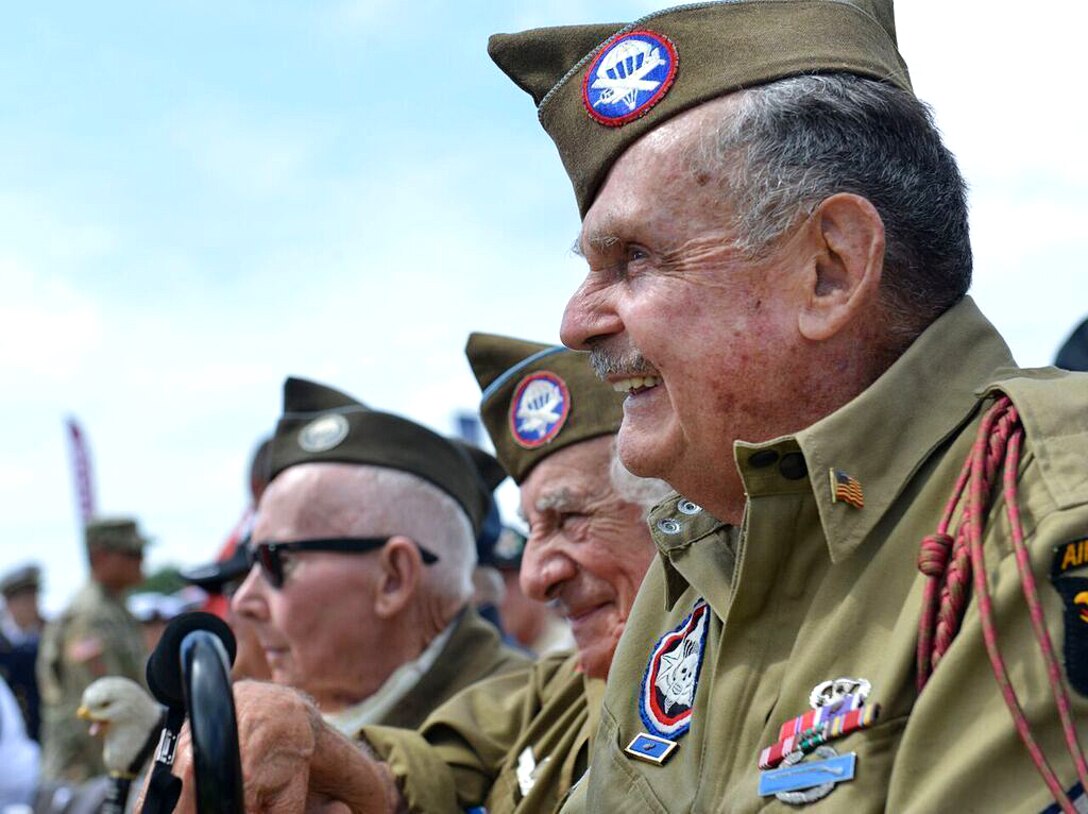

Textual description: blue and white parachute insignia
[582,29,678,127]
[509,371,571,449]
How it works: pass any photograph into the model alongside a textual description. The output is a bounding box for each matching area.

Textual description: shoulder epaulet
[985,367,1088,510]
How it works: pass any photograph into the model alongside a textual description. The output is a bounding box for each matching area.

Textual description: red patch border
[582,29,679,128]
[508,371,571,450]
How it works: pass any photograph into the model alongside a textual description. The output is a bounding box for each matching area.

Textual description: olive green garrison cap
[269,377,492,534]
[489,0,912,217]
[466,332,624,484]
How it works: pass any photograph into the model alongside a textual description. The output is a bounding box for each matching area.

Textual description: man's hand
[137,680,403,814]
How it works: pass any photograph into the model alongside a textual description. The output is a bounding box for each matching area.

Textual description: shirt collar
[646,493,731,608]
[738,296,1015,564]
[322,618,457,737]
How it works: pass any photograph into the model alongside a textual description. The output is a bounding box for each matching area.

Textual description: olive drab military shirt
[334,607,530,735]
[567,297,1088,813]
[37,581,147,782]
[364,652,604,814]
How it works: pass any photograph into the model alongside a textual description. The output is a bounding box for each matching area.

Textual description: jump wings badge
[582,30,678,127]
[627,601,710,765]
[509,371,570,449]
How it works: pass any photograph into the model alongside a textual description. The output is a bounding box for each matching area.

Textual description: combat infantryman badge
[758,746,856,805]
[509,371,570,449]
[582,30,678,127]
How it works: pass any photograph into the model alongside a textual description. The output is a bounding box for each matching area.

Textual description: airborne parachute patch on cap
[509,371,571,449]
[582,30,678,127]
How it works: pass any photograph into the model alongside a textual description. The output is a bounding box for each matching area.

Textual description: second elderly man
[230,376,529,734]
[158,335,669,813]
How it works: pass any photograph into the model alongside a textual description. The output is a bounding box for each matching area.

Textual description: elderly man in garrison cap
[37,518,148,782]
[484,1,1088,812]
[229,377,529,736]
[159,339,669,813]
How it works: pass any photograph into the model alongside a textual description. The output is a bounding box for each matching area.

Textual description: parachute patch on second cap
[509,371,571,449]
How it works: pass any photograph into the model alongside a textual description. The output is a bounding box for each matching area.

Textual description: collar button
[657,518,682,535]
[779,452,808,480]
[748,449,779,468]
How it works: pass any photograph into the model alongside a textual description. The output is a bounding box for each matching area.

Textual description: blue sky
[2,1,1085,614]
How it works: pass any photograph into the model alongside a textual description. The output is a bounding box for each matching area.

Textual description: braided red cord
[915,395,1087,813]
[1001,427,1088,794]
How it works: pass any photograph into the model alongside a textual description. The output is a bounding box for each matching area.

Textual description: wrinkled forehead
[576,95,739,250]
[518,436,620,513]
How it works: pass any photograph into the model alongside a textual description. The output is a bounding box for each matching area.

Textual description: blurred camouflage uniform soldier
[37,517,148,782]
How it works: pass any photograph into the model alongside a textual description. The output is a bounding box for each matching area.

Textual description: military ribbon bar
[759,698,880,770]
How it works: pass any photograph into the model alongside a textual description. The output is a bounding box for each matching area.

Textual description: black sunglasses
[249,537,439,589]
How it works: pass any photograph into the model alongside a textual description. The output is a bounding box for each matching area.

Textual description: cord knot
[918,532,954,577]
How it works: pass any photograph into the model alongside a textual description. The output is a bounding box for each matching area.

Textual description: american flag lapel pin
[829,469,864,509]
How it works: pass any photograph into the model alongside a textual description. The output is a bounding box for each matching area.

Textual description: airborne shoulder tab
[1053,539,1088,580]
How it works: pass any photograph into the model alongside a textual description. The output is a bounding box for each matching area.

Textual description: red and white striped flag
[829,468,864,509]
[65,417,97,524]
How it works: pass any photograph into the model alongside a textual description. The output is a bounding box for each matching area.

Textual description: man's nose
[230,564,269,621]
[560,279,624,352]
[519,537,578,604]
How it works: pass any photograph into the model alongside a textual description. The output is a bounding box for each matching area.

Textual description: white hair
[342,466,476,609]
[607,438,672,520]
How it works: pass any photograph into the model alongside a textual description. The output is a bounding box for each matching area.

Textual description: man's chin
[616,428,672,481]
[574,631,622,680]
[576,650,610,680]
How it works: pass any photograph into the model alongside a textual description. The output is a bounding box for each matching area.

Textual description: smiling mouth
[611,375,662,394]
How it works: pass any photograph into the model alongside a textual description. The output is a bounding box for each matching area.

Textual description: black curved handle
[180,630,244,814]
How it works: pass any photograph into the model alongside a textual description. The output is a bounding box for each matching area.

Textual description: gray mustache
[589,347,650,379]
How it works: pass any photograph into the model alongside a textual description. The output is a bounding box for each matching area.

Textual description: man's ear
[373,536,423,619]
[797,193,885,342]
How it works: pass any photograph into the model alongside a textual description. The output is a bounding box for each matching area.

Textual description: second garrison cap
[84,517,150,553]
[269,377,492,535]
[466,332,624,484]
[489,0,912,217]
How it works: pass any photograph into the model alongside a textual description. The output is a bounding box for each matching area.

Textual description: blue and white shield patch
[639,601,709,739]
[582,29,678,127]
[509,371,570,449]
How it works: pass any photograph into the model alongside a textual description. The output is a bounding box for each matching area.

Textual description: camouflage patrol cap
[0,564,41,597]
[465,332,624,484]
[84,517,150,553]
[489,0,912,217]
[268,377,492,535]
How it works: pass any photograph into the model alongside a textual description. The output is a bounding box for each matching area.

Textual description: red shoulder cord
[915,395,1088,813]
